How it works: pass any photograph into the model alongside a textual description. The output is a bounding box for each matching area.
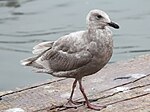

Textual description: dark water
[0,0,150,91]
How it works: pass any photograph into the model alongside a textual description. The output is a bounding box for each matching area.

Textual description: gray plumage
[21,9,119,110]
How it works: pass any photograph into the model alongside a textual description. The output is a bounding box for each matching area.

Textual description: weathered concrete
[0,54,150,112]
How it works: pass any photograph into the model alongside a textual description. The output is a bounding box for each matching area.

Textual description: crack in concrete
[0,78,66,99]
[105,92,150,106]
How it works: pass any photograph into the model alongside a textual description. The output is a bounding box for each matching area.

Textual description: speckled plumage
[47,28,113,78]
[21,9,119,110]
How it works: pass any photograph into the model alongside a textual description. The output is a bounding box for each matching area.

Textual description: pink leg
[78,79,106,111]
[68,79,77,103]
[64,79,79,107]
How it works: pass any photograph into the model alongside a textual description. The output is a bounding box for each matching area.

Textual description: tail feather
[21,41,54,69]
[32,41,54,55]
[20,56,37,66]
[33,41,54,49]
[32,47,49,55]
[21,56,44,69]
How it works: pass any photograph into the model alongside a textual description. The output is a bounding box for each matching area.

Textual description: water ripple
[114,46,139,49]
[0,46,30,53]
[0,39,46,44]
[0,29,74,37]
[117,49,150,54]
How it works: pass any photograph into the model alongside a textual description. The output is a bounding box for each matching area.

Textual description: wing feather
[40,49,92,71]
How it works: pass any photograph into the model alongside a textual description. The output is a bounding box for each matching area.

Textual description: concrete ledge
[0,54,150,112]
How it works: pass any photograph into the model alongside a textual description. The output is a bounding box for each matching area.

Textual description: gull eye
[96,15,103,20]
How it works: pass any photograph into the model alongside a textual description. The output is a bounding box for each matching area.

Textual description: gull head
[86,9,119,29]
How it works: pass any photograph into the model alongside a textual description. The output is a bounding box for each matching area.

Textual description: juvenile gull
[21,9,119,110]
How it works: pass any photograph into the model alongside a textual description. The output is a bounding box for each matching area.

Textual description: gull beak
[108,21,119,29]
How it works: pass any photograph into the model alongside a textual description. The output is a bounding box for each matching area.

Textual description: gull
[21,9,119,110]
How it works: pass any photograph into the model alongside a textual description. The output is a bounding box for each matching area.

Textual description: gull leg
[68,78,77,103]
[64,79,79,108]
[78,79,106,111]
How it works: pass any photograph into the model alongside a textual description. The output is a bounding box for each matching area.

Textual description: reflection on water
[0,0,150,91]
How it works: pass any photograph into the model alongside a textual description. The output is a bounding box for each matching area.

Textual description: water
[0,0,150,91]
